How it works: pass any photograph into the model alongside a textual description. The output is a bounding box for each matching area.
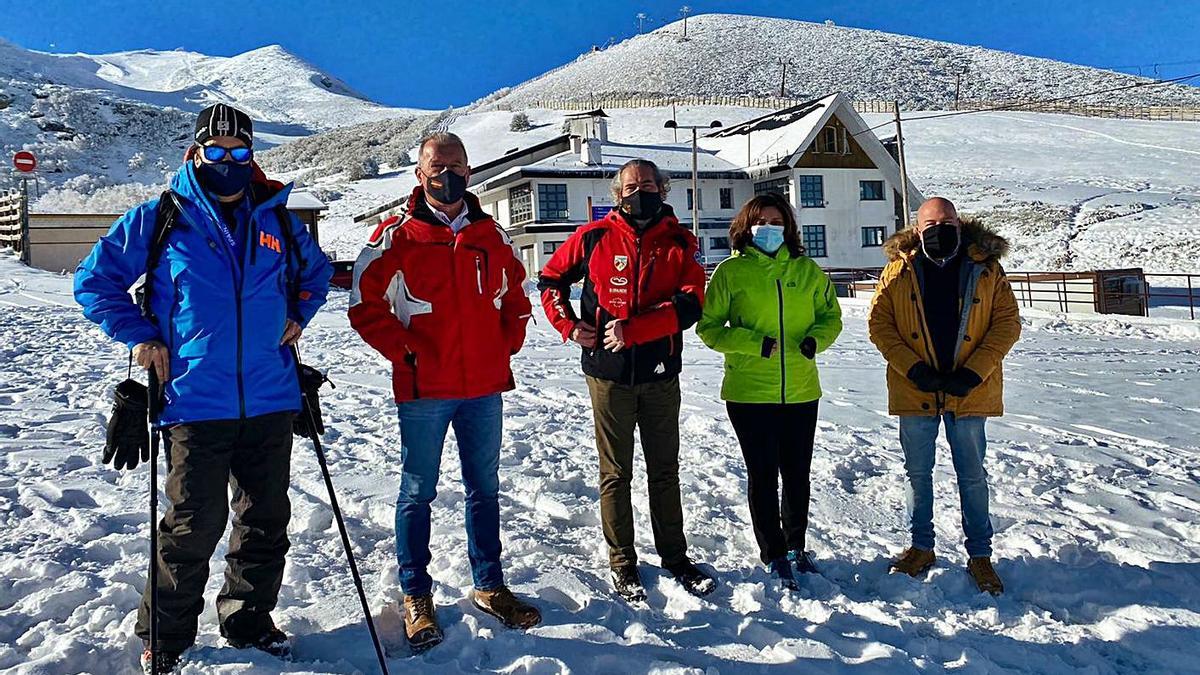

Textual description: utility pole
[665,118,722,240]
[953,67,967,110]
[893,101,911,229]
[778,58,792,98]
[680,6,692,38]
[637,12,647,33]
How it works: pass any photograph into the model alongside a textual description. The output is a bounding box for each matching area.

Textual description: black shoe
[767,558,799,591]
[665,560,716,597]
[141,648,183,674]
[611,564,647,603]
[789,550,819,575]
[227,626,291,659]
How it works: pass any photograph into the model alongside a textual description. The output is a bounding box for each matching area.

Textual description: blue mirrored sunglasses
[201,145,253,163]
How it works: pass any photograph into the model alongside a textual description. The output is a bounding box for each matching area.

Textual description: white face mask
[750,224,785,253]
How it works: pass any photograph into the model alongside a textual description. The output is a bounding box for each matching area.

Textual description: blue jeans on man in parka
[899,413,994,557]
[395,394,504,596]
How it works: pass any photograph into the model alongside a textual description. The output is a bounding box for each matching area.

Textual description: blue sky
[1,0,1197,108]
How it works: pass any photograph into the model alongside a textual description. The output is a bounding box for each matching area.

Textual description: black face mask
[921,223,961,265]
[196,160,253,198]
[620,189,663,221]
[424,169,468,205]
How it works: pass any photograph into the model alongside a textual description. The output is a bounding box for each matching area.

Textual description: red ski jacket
[349,187,532,402]
[538,206,705,385]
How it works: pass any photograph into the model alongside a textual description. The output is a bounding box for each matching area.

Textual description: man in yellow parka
[868,197,1020,595]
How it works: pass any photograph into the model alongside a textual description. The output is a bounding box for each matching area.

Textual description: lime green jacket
[697,246,843,403]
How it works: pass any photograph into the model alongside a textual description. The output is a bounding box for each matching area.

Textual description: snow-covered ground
[1,252,1197,674]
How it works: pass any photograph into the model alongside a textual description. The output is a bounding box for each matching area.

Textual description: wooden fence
[511,94,1200,121]
[0,189,26,257]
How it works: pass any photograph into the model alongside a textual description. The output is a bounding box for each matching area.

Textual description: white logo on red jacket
[614,255,628,271]
[610,276,628,286]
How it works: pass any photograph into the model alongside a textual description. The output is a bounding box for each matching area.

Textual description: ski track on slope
[0,255,1198,674]
[984,114,1200,158]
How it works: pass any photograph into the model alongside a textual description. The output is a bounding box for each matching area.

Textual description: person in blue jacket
[74,104,332,673]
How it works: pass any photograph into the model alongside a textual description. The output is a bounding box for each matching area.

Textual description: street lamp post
[664,119,722,242]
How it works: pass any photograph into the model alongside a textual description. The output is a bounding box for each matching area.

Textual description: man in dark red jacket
[538,158,715,602]
[349,133,538,650]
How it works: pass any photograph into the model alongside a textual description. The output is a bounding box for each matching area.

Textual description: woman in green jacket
[697,192,843,589]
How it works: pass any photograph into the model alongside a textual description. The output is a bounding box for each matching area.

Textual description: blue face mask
[751,225,785,254]
[196,158,253,198]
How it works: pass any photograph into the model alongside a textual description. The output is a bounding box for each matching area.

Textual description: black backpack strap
[275,203,306,309]
[138,190,179,322]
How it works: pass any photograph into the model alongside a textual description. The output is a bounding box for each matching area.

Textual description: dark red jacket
[349,187,532,401]
[538,207,705,385]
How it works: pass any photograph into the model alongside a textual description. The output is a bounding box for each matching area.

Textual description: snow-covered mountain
[0,38,423,134]
[487,14,1200,109]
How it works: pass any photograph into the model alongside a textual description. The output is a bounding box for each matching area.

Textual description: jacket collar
[604,203,680,237]
[405,185,491,229]
[883,217,1010,265]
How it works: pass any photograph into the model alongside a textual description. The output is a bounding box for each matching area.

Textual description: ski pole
[292,346,390,675]
[147,370,161,670]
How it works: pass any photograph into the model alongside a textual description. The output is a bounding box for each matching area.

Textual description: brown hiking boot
[967,557,1004,596]
[471,586,542,629]
[402,594,443,650]
[890,547,937,577]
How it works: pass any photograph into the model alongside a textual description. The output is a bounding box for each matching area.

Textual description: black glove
[760,336,777,359]
[294,362,333,439]
[906,363,947,394]
[104,378,150,471]
[943,368,983,397]
[800,336,817,360]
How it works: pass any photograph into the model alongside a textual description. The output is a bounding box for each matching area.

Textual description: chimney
[596,117,609,142]
[570,135,582,155]
[582,138,602,166]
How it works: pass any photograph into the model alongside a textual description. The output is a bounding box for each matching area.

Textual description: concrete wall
[27,214,119,273]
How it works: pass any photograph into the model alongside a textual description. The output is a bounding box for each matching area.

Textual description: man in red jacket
[349,132,538,650]
[538,158,715,602]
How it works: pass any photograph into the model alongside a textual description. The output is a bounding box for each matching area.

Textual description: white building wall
[792,168,896,269]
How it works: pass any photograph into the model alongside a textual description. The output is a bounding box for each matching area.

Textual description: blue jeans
[899,414,993,557]
[395,394,503,596]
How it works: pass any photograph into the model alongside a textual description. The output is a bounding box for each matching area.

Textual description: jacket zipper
[776,279,786,404]
[475,257,483,294]
[630,234,642,385]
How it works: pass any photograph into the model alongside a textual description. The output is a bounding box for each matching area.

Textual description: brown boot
[471,586,542,629]
[402,594,443,651]
[890,547,936,577]
[967,557,1004,596]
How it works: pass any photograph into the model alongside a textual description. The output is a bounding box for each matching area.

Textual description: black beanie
[195,103,254,148]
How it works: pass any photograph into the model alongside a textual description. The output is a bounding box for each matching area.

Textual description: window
[719,187,733,209]
[508,185,532,224]
[537,183,569,221]
[817,127,838,153]
[797,175,824,208]
[542,240,561,255]
[754,177,790,200]
[802,225,827,258]
[686,188,702,210]
[862,226,887,247]
[860,180,885,201]
[709,236,730,250]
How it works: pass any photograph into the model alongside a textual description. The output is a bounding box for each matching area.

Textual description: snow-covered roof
[698,93,837,168]
[286,191,327,211]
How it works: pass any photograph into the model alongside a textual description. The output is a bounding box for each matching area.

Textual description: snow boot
[967,557,1004,596]
[226,626,291,659]
[403,594,443,651]
[611,564,647,603]
[472,586,542,629]
[890,547,936,577]
[140,648,183,675]
[767,558,799,591]
[789,550,820,575]
[665,559,716,597]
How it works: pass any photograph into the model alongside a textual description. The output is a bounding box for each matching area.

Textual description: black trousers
[726,401,819,564]
[135,412,293,652]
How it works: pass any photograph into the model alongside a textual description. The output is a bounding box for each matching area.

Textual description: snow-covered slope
[0,38,423,134]
[486,14,1200,110]
[1,253,1198,673]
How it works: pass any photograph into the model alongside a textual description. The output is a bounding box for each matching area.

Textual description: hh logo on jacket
[259,231,282,253]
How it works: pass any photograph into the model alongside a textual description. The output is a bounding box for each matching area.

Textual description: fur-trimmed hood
[883,217,1010,263]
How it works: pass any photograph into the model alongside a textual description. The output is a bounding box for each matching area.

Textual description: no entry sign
[12,151,36,173]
